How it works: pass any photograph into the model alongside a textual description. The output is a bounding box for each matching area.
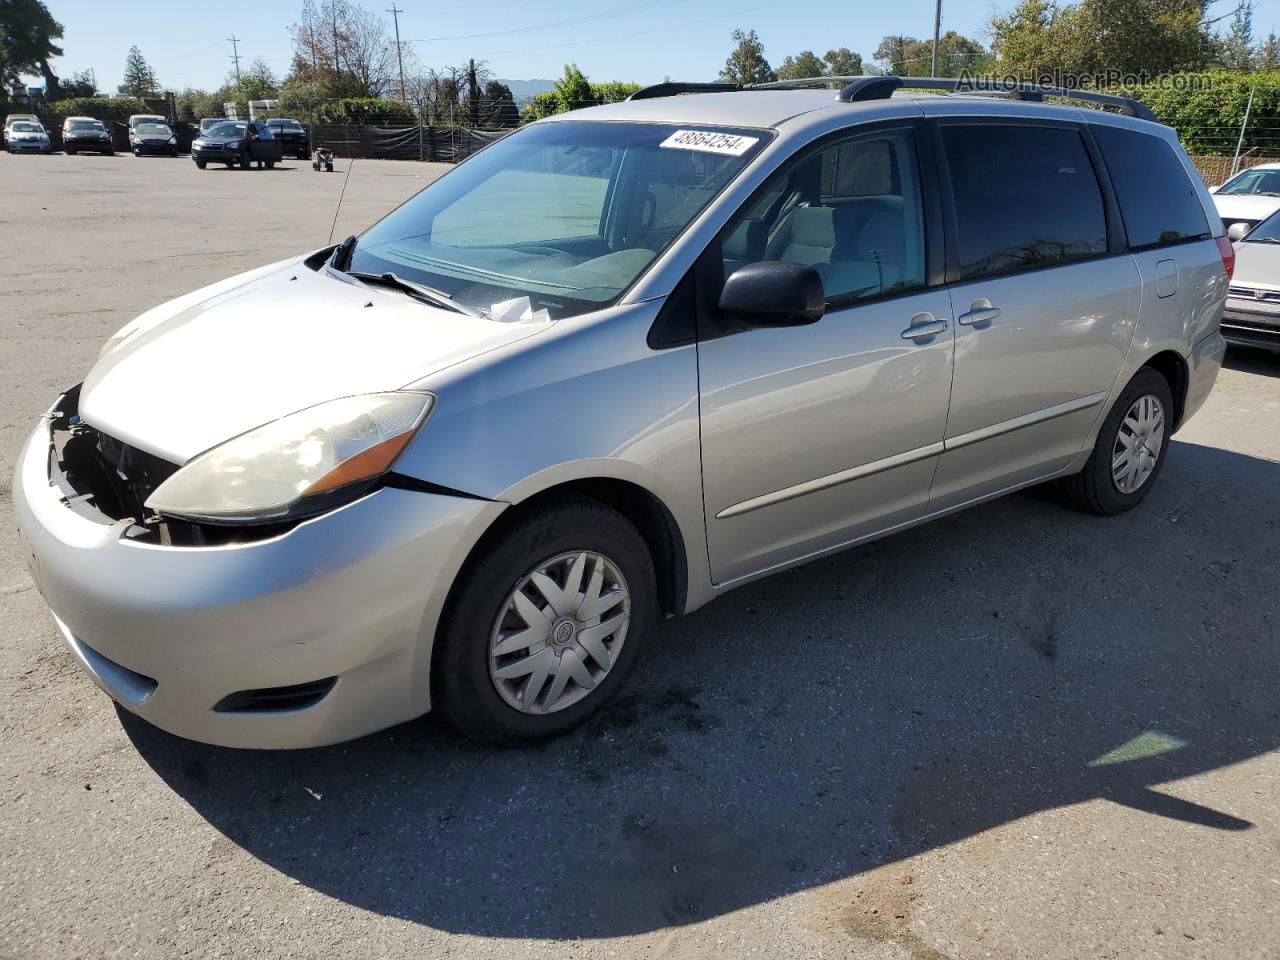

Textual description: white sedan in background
[1211,162,1280,234]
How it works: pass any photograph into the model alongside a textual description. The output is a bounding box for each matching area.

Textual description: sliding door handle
[958,301,1002,326]
[901,313,949,340]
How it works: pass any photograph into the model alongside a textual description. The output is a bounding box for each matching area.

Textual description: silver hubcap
[488,551,630,715]
[1112,394,1165,494]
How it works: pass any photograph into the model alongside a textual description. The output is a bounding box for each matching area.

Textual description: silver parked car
[14,77,1230,749]
[1223,207,1280,351]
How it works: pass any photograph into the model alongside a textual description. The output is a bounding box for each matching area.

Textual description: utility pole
[227,35,243,83]
[930,0,942,76]
[387,5,406,102]
[333,2,341,73]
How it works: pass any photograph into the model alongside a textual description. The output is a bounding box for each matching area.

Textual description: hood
[1229,241,1280,290]
[1212,194,1280,223]
[79,258,551,463]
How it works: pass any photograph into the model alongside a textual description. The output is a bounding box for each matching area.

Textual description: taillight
[1216,235,1236,280]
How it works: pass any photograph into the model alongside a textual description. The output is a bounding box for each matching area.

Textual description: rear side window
[1092,125,1210,250]
[941,124,1108,281]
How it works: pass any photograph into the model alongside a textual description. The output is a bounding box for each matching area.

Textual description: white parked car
[5,119,51,153]
[1210,162,1280,235]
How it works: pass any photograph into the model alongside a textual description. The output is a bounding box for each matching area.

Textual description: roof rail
[629,82,739,100]
[835,75,1157,122]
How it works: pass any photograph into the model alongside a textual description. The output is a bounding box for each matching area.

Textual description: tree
[553,63,594,112]
[118,45,159,98]
[720,28,775,84]
[0,0,63,96]
[286,0,395,99]
[1220,1,1254,70]
[776,50,826,80]
[237,58,279,101]
[591,81,640,103]
[59,69,96,98]
[463,58,492,127]
[876,32,988,76]
[823,48,863,76]
[481,79,519,127]
[990,0,1212,79]
[1257,31,1280,70]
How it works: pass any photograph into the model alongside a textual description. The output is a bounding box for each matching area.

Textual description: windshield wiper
[347,270,486,317]
[1246,235,1280,243]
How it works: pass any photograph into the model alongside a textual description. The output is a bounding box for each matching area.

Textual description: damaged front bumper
[13,390,503,748]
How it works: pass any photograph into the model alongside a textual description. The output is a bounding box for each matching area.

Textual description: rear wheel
[435,497,656,745]
[1059,367,1174,516]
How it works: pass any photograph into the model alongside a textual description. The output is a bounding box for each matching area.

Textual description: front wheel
[1059,367,1174,515]
[435,497,657,745]
[195,159,207,169]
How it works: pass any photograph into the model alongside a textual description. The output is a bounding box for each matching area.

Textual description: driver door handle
[901,313,949,340]
[958,302,1002,326]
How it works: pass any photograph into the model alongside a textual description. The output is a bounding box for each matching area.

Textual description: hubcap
[1112,394,1165,494]
[488,551,631,715]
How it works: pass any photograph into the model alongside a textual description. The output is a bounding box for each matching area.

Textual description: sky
[24,0,1270,95]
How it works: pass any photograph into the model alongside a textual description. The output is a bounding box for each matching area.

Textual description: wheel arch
[1139,349,1190,431]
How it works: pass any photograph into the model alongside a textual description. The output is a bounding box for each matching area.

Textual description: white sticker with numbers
[659,129,758,156]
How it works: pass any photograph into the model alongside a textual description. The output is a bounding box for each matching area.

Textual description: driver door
[697,124,955,584]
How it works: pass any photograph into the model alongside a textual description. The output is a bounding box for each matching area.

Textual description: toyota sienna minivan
[14,77,1230,748]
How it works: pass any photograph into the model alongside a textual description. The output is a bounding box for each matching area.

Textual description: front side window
[719,128,927,306]
[348,121,768,320]
[1092,125,1210,249]
[942,123,1107,281]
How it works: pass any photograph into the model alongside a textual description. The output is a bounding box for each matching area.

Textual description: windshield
[67,120,102,131]
[347,121,768,320]
[207,122,246,138]
[137,123,171,136]
[1218,168,1280,196]
[271,120,302,130]
[1242,208,1280,242]
[12,122,43,133]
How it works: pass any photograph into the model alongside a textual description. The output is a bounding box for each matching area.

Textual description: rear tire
[1059,367,1174,516]
[435,497,657,745]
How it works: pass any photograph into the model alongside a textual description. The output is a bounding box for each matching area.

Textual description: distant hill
[496,78,557,99]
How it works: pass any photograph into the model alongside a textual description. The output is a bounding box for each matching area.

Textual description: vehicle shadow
[1225,343,1280,375]
[123,440,1279,939]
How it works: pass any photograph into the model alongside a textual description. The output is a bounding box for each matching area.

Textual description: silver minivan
[14,78,1230,748]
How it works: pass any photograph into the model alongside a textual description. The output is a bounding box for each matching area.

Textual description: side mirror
[718,261,825,328]
[1227,222,1250,242]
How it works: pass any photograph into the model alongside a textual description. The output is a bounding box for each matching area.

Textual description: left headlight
[168,136,176,145]
[145,392,434,524]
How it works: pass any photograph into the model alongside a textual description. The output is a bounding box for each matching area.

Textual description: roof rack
[835,76,1157,122]
[627,74,1157,122]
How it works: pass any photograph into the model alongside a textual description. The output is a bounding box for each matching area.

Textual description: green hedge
[41,97,151,125]
[1133,72,1280,156]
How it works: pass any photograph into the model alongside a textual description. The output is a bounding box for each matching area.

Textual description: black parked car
[62,117,114,155]
[191,120,284,170]
[266,118,310,160]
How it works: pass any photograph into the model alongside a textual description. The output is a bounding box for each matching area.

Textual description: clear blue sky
[26,0,1267,93]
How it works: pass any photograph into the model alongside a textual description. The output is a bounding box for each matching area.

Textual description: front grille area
[46,385,292,546]
[49,386,178,525]
[1227,285,1280,302]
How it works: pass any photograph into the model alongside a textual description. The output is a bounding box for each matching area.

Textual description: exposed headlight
[145,392,434,523]
[168,136,176,145]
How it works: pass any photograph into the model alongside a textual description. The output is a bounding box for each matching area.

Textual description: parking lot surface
[1,152,1278,960]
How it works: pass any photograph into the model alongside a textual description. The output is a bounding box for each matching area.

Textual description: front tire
[435,497,657,745]
[195,159,207,169]
[1059,367,1174,516]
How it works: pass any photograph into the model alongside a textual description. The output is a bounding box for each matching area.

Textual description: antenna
[227,35,243,83]
[328,138,356,245]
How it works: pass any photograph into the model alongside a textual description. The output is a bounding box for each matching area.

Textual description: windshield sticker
[659,129,758,156]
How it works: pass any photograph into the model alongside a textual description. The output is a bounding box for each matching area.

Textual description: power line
[227,35,243,83]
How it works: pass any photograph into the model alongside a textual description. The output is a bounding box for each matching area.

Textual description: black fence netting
[310,123,508,163]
